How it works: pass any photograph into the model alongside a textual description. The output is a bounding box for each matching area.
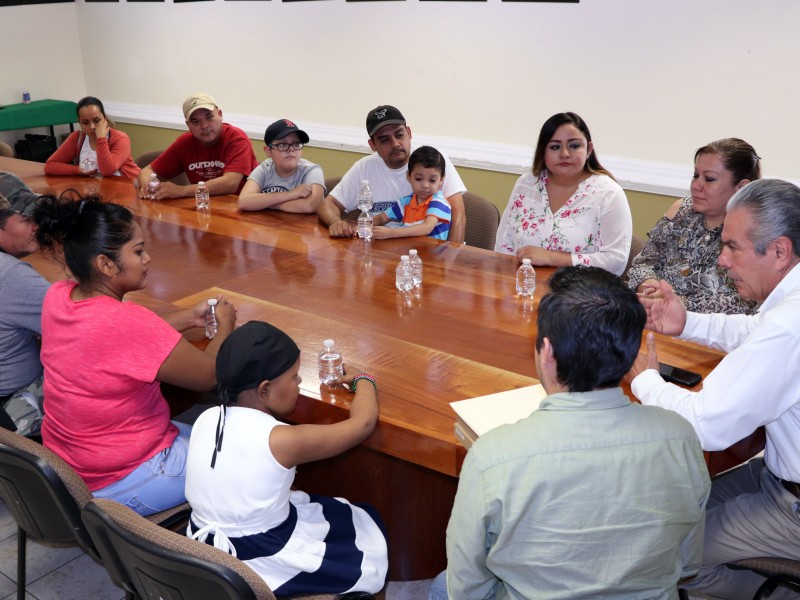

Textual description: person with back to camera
[34,192,237,515]
[238,118,326,214]
[495,112,632,276]
[372,145,451,240]
[626,138,760,314]
[184,321,388,596]
[44,96,140,179]
[429,266,709,600]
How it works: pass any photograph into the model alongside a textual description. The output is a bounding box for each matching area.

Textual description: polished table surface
[1,157,763,579]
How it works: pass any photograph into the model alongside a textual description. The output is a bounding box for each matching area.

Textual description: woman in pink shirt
[35,192,236,515]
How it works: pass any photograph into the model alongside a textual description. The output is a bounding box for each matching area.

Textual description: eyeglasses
[269,142,304,152]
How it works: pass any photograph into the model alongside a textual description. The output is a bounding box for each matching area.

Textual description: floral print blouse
[495,171,632,276]
[626,196,756,315]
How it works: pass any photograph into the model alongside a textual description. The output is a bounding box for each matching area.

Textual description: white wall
[3,0,800,187]
[0,3,86,144]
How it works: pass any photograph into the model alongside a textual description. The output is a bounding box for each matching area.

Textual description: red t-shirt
[40,281,182,490]
[151,123,258,193]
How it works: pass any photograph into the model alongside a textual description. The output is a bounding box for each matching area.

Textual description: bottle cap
[409,249,417,256]
[360,180,369,186]
[522,258,532,265]
[208,298,217,306]
[323,339,334,348]
[401,255,409,262]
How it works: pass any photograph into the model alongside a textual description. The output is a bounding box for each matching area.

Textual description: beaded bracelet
[351,373,377,392]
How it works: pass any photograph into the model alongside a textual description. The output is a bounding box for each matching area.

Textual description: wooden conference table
[3,157,763,580]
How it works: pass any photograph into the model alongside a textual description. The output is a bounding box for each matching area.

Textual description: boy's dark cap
[264,119,310,146]
[366,105,406,138]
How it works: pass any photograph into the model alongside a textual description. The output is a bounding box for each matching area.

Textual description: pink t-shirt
[151,123,258,193]
[40,280,182,490]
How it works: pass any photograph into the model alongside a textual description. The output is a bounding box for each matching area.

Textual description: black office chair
[0,428,189,600]
[82,498,357,600]
[727,557,800,599]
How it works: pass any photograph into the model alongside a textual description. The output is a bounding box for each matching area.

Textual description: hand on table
[329,220,356,238]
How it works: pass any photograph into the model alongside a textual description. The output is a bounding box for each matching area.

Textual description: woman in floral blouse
[626,138,760,314]
[495,112,632,276]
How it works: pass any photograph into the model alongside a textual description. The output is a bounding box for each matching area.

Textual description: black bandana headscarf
[210,321,300,467]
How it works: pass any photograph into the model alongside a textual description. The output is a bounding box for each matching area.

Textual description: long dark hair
[34,191,135,283]
[76,96,116,128]
[531,112,613,179]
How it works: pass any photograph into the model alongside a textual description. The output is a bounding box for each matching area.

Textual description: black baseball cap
[366,105,406,138]
[264,119,310,146]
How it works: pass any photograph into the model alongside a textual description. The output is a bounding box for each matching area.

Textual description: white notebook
[450,384,547,449]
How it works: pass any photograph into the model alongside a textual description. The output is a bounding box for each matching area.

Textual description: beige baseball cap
[182,92,218,120]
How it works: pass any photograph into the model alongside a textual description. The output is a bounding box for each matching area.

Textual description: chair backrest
[463,191,500,250]
[134,149,190,186]
[323,176,341,195]
[0,428,97,555]
[325,176,365,221]
[82,498,277,600]
[0,141,14,158]
[623,234,646,281]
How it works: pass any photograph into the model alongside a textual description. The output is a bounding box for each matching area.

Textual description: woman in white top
[495,112,632,276]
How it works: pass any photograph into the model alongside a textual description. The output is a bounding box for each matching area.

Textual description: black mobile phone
[658,362,702,387]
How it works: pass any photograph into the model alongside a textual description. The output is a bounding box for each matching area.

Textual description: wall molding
[108,101,692,197]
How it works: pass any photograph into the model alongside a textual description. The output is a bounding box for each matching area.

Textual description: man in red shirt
[137,92,258,200]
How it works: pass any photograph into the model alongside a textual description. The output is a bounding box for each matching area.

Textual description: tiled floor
[0,497,431,600]
[0,499,125,600]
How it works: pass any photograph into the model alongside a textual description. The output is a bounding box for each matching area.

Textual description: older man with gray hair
[631,178,800,599]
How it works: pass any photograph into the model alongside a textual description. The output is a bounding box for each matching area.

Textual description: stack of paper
[450,384,547,449]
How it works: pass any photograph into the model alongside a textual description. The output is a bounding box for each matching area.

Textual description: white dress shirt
[632,263,800,482]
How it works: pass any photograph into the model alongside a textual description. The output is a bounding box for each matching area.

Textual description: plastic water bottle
[395,255,413,292]
[204,299,218,339]
[80,157,97,174]
[408,249,423,288]
[516,258,536,297]
[358,209,373,241]
[357,180,373,212]
[318,339,344,385]
[146,173,160,198]
[195,181,210,209]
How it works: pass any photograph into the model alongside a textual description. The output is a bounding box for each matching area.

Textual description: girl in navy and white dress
[185,321,387,596]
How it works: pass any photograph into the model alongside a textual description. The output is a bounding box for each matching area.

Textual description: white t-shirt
[330,151,466,214]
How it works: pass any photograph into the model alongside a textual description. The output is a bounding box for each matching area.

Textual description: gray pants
[684,458,800,599]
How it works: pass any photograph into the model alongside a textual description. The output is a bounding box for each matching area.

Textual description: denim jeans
[93,421,192,516]
[428,571,448,600]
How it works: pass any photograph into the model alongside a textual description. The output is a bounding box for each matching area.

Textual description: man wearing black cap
[317,105,467,243]
[0,173,48,435]
[238,119,326,214]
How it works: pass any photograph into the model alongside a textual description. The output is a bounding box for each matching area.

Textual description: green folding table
[0,99,78,138]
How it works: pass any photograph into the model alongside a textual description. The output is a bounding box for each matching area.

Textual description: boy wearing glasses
[238,119,326,214]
